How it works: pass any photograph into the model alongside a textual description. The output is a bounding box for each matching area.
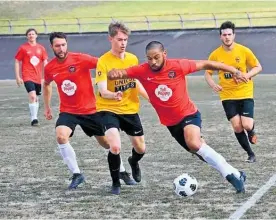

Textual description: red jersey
[44,52,98,115]
[15,42,48,84]
[127,59,198,126]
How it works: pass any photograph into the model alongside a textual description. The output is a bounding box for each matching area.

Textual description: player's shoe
[111,182,121,195]
[226,171,246,194]
[248,130,257,144]
[31,119,39,126]
[128,156,141,183]
[119,171,137,185]
[245,154,256,163]
[68,173,85,190]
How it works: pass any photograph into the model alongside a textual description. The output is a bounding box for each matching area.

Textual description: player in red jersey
[15,28,48,126]
[108,41,248,194]
[43,32,134,190]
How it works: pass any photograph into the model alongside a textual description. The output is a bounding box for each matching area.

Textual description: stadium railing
[0,11,276,35]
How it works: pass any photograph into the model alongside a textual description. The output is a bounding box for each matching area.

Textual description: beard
[54,51,68,60]
[150,60,165,72]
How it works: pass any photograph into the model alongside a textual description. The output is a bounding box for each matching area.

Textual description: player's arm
[14,59,23,86]
[43,67,53,120]
[136,80,149,101]
[245,49,262,79]
[204,54,223,92]
[196,60,248,83]
[97,81,122,101]
[108,64,144,80]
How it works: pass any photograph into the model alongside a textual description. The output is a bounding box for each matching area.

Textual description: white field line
[229,173,276,220]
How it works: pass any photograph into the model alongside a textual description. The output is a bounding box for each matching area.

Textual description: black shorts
[56,112,105,137]
[99,111,144,136]
[222,99,254,120]
[24,81,41,96]
[167,111,202,152]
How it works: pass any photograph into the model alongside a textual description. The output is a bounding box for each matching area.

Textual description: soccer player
[205,21,262,163]
[107,41,248,194]
[43,32,133,190]
[15,28,48,126]
[95,22,148,195]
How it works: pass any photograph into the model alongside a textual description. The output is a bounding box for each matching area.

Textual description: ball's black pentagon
[179,178,187,186]
[179,191,187,197]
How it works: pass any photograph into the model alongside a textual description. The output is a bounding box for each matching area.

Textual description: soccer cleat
[248,130,257,144]
[128,156,141,183]
[111,182,121,195]
[245,154,256,163]
[226,171,246,194]
[119,171,137,185]
[31,119,39,126]
[68,173,85,190]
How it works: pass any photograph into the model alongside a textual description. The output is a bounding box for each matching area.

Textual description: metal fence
[1,11,276,34]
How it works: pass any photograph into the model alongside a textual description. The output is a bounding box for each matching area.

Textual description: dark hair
[49,32,67,45]
[25,28,37,36]
[219,21,235,35]
[145,41,164,53]
[108,21,131,37]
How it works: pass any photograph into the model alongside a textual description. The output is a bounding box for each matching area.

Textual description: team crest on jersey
[168,71,176,78]
[97,71,101,76]
[68,66,76,73]
[235,57,240,63]
[61,80,77,96]
[155,85,172,101]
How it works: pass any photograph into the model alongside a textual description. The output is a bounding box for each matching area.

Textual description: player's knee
[132,137,146,153]
[110,145,121,154]
[29,94,36,103]
[242,123,252,131]
[186,139,201,152]
[56,134,69,144]
[232,124,243,133]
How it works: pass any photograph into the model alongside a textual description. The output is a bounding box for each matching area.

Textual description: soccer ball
[173,173,198,197]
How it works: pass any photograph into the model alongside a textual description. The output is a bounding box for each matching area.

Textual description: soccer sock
[29,103,37,121]
[196,143,241,179]
[58,142,80,174]
[36,100,39,117]
[246,124,255,136]
[235,131,255,156]
[108,151,121,184]
[105,149,125,172]
[131,148,145,163]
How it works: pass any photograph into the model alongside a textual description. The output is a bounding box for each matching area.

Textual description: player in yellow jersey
[205,21,262,163]
[95,22,149,195]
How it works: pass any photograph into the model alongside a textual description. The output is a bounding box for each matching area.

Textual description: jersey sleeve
[245,48,259,68]
[126,64,145,80]
[95,57,107,84]
[41,46,48,61]
[44,64,53,84]
[179,59,197,76]
[80,53,98,70]
[14,46,24,61]
[206,51,217,74]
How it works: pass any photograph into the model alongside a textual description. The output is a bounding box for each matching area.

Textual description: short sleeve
[206,51,217,74]
[80,53,98,70]
[179,59,197,76]
[42,46,48,61]
[245,48,259,68]
[15,46,24,61]
[95,58,107,83]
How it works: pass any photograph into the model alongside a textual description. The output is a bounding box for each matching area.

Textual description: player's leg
[34,83,42,123]
[56,113,84,189]
[241,99,257,145]
[122,114,146,183]
[223,100,255,161]
[24,81,39,126]
[168,111,246,193]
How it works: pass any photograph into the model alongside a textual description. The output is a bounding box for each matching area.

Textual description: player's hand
[234,71,248,83]
[44,107,53,120]
[16,77,23,87]
[210,83,222,93]
[114,91,123,101]
[108,69,123,80]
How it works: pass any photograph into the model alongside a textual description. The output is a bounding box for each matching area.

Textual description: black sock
[131,148,144,163]
[247,123,255,136]
[107,152,120,184]
[235,131,254,156]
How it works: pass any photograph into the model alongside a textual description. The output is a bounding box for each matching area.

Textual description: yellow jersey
[207,43,259,101]
[95,51,139,114]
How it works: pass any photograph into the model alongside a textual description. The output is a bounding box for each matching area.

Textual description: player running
[107,41,248,194]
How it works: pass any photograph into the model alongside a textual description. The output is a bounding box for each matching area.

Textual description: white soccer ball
[173,173,198,197]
